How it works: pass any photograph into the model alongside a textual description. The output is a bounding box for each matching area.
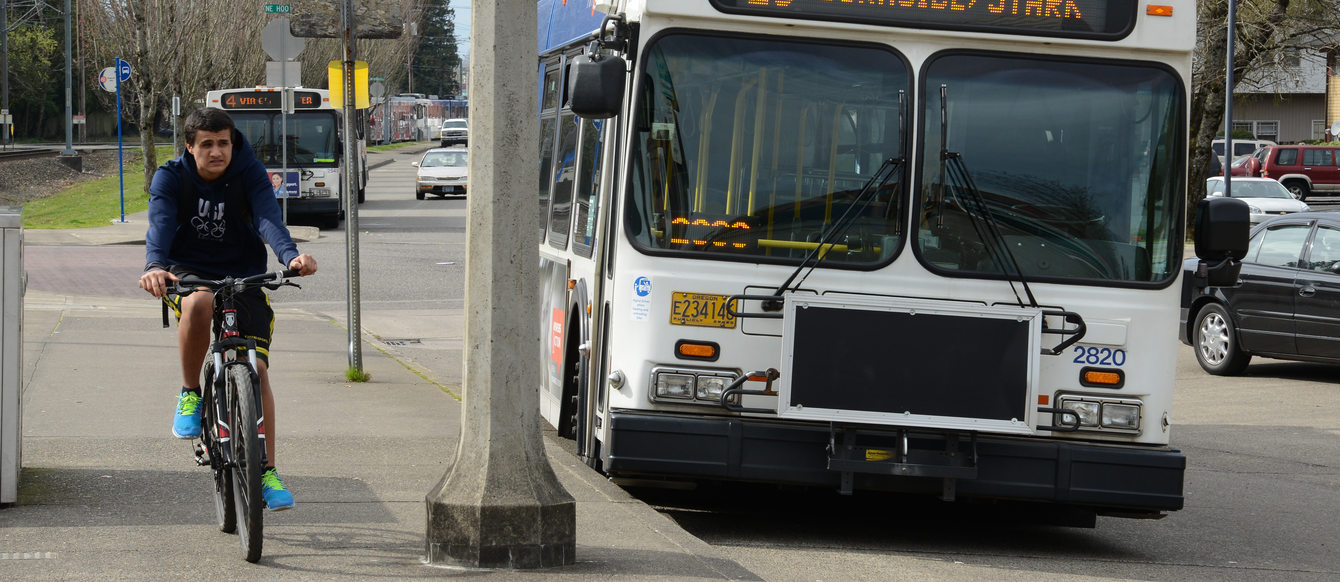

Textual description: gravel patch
[0,149,135,206]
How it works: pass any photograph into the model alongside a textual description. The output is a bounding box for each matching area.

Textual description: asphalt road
[24,147,1340,581]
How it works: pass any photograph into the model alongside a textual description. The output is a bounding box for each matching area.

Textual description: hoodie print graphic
[192,199,227,241]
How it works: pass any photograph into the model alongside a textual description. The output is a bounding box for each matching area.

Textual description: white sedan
[412,147,468,200]
[1205,176,1309,224]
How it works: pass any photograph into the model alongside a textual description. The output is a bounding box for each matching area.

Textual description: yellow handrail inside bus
[727,78,757,215]
[756,238,851,258]
[693,90,719,213]
[766,75,786,253]
[826,106,844,226]
[746,68,768,217]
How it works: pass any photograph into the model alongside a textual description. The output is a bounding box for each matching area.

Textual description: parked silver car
[1205,176,1308,224]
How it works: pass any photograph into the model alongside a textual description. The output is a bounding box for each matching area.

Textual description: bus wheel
[557,333,581,440]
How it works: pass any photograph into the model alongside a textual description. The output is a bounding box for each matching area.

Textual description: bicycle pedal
[192,443,210,466]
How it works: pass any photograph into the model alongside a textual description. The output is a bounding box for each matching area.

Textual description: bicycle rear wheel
[227,364,264,563]
[201,371,236,534]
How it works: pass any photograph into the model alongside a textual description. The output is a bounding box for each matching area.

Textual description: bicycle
[162,269,301,563]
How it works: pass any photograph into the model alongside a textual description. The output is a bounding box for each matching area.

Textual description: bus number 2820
[1072,346,1126,366]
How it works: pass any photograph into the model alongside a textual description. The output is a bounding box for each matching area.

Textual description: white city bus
[205,87,367,228]
[536,0,1246,522]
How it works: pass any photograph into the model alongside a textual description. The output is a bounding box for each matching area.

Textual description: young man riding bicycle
[139,107,318,511]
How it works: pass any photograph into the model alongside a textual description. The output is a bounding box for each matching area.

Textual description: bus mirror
[1193,196,1249,287]
[567,53,625,119]
[1193,196,1249,261]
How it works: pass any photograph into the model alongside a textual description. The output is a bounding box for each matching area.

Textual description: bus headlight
[1056,395,1142,432]
[654,372,694,400]
[1101,403,1141,430]
[651,367,739,405]
[696,375,728,400]
[1060,399,1100,427]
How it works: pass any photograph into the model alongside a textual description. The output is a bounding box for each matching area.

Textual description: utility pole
[425,0,575,569]
[2,0,10,148]
[61,0,77,157]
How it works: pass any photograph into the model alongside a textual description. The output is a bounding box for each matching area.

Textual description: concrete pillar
[425,0,576,569]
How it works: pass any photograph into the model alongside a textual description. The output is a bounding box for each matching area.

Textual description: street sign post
[113,57,130,223]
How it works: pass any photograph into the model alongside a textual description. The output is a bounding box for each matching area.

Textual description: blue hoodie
[144,131,300,277]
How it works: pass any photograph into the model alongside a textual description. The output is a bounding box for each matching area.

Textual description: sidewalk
[6,227,758,578]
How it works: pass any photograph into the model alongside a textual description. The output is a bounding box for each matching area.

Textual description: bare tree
[1189,0,1340,227]
[80,0,422,192]
[84,0,269,191]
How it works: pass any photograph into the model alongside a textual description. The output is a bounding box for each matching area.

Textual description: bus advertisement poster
[268,171,300,198]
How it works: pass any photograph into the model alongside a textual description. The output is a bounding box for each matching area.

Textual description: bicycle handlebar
[168,269,302,296]
[161,269,302,328]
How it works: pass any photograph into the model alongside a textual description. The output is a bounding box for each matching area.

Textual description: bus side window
[549,112,579,250]
[572,118,604,258]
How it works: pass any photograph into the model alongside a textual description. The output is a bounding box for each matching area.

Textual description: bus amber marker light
[1146,5,1173,16]
[676,342,717,360]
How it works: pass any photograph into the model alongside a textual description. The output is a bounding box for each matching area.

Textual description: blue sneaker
[172,390,203,439]
[261,468,295,511]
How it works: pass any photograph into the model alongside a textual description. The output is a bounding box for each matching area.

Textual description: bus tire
[557,329,581,440]
[1192,303,1251,376]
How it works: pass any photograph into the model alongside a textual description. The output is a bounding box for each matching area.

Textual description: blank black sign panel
[789,305,1030,422]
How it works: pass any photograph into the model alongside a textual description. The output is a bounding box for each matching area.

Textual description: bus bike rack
[718,299,1088,496]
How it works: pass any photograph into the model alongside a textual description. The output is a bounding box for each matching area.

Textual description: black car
[1180,211,1340,375]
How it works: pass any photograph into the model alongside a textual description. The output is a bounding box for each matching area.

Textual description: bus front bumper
[606,411,1184,514]
[284,197,341,215]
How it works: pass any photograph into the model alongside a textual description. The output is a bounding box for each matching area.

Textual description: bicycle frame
[165,269,298,562]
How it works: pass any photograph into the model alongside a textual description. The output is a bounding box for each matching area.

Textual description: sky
[454,1,472,58]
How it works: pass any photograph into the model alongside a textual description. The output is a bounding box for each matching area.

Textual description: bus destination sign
[219,90,324,110]
[711,0,1136,39]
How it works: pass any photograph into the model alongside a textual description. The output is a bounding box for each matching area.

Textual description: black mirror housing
[1194,197,1249,261]
[567,53,625,119]
[1193,196,1250,287]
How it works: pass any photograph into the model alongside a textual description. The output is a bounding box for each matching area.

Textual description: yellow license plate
[670,292,737,329]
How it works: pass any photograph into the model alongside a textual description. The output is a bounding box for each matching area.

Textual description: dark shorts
[163,266,275,364]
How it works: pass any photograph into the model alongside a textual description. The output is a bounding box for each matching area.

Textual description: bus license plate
[671,292,737,329]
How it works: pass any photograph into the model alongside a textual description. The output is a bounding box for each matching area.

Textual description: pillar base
[426,494,575,569]
[56,154,82,173]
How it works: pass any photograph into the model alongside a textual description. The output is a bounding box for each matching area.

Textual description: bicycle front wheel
[227,364,264,563]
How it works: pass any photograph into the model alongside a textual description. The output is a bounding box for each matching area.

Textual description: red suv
[1241,145,1340,200]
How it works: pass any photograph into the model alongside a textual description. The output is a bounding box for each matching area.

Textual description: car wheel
[1192,303,1251,376]
[441,141,449,148]
[416,190,425,200]
[1283,180,1310,201]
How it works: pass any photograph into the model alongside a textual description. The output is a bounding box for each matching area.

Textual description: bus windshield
[917,53,1183,284]
[626,34,909,266]
[231,111,340,167]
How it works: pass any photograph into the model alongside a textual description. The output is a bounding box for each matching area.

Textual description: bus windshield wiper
[768,155,904,302]
[933,83,1034,309]
[935,85,1085,354]
[729,91,907,317]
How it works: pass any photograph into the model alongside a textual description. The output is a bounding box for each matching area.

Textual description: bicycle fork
[194,353,269,468]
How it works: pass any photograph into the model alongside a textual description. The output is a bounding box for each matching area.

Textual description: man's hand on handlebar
[139,268,179,299]
[288,253,318,277]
